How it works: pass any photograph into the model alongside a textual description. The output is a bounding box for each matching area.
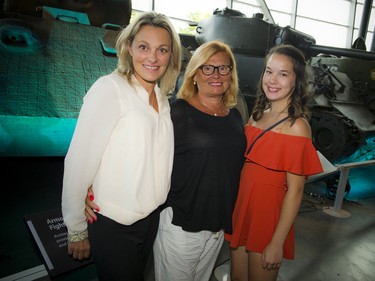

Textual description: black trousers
[88,209,160,281]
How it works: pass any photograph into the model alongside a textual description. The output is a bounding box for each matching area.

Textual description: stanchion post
[333,167,349,212]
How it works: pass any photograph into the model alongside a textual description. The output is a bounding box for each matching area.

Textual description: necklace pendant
[214,113,218,116]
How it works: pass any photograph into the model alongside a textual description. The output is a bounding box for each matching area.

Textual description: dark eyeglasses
[199,64,232,76]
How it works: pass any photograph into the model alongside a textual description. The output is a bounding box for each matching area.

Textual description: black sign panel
[24,208,93,277]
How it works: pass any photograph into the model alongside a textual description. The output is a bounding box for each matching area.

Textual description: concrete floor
[212,182,375,281]
[1,157,375,281]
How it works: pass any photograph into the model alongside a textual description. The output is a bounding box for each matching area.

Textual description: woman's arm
[62,76,121,260]
[261,173,305,269]
[261,117,311,269]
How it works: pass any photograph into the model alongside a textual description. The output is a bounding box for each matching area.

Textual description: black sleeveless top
[165,99,246,233]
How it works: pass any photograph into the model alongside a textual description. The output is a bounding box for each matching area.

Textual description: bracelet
[67,229,88,243]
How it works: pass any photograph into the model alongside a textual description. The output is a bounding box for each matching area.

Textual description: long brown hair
[251,44,311,124]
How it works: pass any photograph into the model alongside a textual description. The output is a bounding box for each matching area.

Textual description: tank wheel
[310,110,363,162]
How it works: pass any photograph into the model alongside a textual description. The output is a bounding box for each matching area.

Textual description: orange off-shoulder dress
[225,123,323,259]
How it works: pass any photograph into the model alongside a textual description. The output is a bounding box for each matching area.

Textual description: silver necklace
[200,100,224,117]
[201,102,219,116]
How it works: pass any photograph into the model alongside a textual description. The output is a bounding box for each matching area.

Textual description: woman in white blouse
[61,11,181,281]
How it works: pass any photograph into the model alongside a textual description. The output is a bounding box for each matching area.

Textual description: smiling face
[194,51,232,98]
[128,25,172,92]
[262,53,296,104]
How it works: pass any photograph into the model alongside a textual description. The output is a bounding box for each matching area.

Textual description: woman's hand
[85,186,99,223]
[261,242,283,271]
[68,238,91,260]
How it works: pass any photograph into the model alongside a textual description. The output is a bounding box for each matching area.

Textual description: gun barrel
[307,44,375,60]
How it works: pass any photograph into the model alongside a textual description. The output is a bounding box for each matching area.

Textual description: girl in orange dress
[225,44,323,281]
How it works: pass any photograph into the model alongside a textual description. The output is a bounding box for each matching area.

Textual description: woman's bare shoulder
[286,117,312,139]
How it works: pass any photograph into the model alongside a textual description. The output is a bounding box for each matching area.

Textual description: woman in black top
[153,40,246,281]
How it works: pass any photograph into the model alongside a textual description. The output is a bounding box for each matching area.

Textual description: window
[132,0,374,49]
[133,0,227,34]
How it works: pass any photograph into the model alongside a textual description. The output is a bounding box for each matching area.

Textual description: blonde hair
[177,40,239,108]
[115,12,181,95]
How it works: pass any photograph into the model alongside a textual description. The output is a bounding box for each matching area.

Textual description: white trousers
[153,207,224,281]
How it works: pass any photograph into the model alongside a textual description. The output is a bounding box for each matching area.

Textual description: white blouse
[62,72,174,237]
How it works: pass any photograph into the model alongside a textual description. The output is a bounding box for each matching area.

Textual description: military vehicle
[183,7,375,162]
[0,0,131,156]
[1,1,374,162]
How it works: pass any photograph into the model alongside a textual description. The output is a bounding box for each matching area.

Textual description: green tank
[181,8,375,162]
